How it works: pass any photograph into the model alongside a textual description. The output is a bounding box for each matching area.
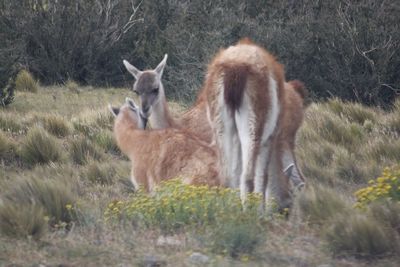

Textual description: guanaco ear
[108,104,120,117]
[125,97,138,110]
[283,163,294,177]
[154,54,168,77]
[123,60,142,79]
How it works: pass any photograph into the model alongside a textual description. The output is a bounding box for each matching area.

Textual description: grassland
[0,86,399,266]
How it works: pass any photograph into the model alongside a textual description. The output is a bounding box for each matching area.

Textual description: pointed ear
[125,97,138,110]
[283,163,294,177]
[108,104,120,117]
[123,60,142,79]
[154,54,168,77]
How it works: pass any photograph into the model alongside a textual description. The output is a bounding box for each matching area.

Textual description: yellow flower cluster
[354,166,400,209]
[104,179,263,232]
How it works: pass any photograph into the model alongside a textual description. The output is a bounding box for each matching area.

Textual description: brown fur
[204,38,290,206]
[112,103,220,192]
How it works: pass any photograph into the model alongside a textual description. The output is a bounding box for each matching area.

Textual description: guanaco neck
[149,84,176,129]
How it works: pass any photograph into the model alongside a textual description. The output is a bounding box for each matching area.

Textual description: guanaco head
[108,97,146,130]
[122,54,168,128]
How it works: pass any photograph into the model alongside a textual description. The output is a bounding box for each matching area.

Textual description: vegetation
[1,86,399,266]
[1,0,399,106]
[15,70,38,93]
[19,126,63,165]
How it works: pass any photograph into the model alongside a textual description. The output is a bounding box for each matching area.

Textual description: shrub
[19,126,63,165]
[354,166,400,209]
[0,202,46,239]
[85,161,116,185]
[105,179,263,233]
[70,137,104,165]
[3,176,78,227]
[296,185,349,225]
[324,213,397,258]
[15,70,38,93]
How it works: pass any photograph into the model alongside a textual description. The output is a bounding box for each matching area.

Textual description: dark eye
[151,88,159,94]
[133,89,139,95]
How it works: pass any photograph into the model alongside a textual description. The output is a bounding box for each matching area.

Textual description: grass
[19,126,63,165]
[15,70,39,93]
[0,85,399,266]
[69,137,104,165]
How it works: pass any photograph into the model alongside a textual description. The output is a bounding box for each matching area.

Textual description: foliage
[41,114,71,137]
[105,179,263,233]
[19,126,63,165]
[1,0,399,106]
[354,167,400,209]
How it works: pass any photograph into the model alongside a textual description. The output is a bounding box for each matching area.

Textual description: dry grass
[15,70,39,93]
[19,126,63,165]
[0,87,399,266]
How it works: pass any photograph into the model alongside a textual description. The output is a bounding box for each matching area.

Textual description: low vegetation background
[0,84,399,266]
[1,0,399,106]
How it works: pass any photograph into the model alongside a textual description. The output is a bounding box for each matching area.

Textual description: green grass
[0,86,399,266]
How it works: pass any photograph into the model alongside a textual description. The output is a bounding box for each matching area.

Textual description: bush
[19,126,63,165]
[354,166,400,209]
[324,213,397,258]
[70,137,104,165]
[0,202,46,239]
[15,70,38,93]
[105,179,263,233]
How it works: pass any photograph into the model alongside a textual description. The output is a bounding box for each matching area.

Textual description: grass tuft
[0,202,46,239]
[0,131,15,159]
[85,161,116,185]
[0,112,23,133]
[19,126,63,165]
[15,70,39,93]
[324,212,398,258]
[296,185,349,225]
[92,130,119,154]
[70,137,104,165]
[65,79,80,94]
[3,176,78,227]
[42,114,71,137]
